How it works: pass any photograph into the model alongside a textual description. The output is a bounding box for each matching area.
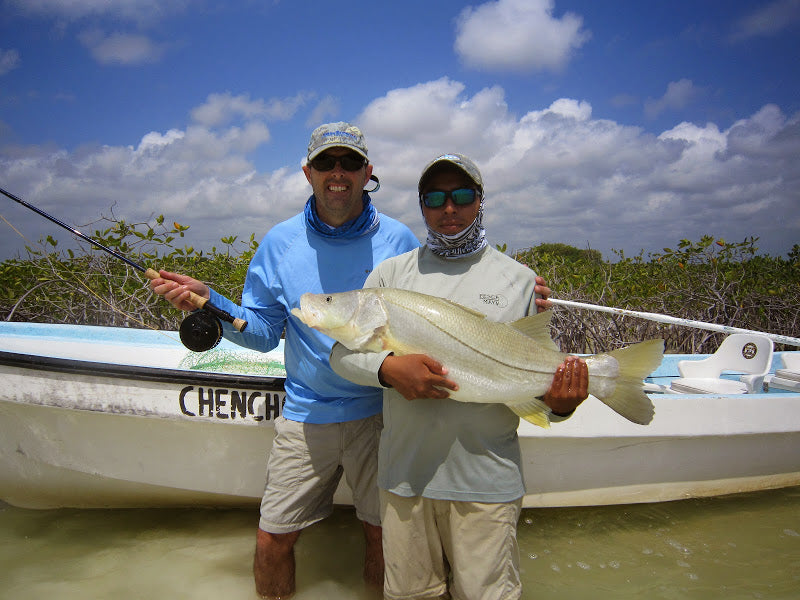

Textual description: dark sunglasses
[309,152,366,172]
[421,188,479,208]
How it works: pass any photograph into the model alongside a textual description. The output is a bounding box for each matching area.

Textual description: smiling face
[420,168,481,236]
[302,146,373,227]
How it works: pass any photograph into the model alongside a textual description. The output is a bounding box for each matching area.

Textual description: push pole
[549,297,800,347]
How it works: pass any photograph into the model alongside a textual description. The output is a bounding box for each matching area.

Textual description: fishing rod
[548,297,800,348]
[1,186,247,351]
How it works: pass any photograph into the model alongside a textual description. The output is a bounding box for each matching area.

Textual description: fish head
[291,290,387,352]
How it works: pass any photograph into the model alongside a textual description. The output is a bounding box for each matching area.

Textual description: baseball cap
[307,122,368,161]
[418,153,483,194]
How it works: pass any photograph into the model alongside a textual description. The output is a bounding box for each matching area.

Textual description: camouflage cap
[418,153,483,194]
[307,122,368,161]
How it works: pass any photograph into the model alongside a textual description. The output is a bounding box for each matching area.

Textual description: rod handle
[144,268,247,332]
[143,268,206,309]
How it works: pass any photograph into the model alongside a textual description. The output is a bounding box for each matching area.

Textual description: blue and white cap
[307,122,369,161]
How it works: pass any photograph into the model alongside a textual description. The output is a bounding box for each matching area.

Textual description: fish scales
[380,289,564,373]
[377,290,564,401]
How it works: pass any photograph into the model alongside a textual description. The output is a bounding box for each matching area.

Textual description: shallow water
[1,487,799,600]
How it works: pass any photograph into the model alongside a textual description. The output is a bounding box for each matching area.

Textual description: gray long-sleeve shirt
[330,245,542,502]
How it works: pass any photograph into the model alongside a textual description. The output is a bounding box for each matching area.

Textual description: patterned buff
[424,197,487,259]
[304,192,380,239]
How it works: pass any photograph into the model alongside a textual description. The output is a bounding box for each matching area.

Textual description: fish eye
[325,296,332,303]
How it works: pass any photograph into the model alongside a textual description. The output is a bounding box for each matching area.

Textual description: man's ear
[363,163,374,187]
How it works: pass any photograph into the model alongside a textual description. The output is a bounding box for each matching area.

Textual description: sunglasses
[421,188,479,208]
[309,152,366,172]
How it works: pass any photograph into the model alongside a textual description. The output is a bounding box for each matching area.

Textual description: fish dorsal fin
[509,311,559,351]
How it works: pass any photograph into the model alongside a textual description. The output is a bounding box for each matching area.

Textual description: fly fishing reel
[179,310,224,352]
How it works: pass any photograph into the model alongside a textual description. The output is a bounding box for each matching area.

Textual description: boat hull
[0,345,304,509]
[1,401,273,509]
[1,322,799,508]
[517,396,800,507]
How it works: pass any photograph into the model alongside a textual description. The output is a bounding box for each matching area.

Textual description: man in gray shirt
[331,153,589,600]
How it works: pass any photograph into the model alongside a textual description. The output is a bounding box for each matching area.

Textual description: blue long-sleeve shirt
[208,200,419,424]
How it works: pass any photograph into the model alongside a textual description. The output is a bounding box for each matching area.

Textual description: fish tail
[508,397,552,429]
[597,339,664,425]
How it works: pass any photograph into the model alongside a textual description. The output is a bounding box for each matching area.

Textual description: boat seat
[769,353,800,392]
[780,352,800,372]
[670,334,774,394]
[769,370,800,392]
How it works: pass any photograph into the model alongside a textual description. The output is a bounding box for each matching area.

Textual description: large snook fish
[292,288,663,428]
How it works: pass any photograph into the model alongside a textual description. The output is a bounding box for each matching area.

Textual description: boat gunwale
[0,350,286,390]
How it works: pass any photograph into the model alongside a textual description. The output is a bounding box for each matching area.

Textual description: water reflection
[1,486,799,599]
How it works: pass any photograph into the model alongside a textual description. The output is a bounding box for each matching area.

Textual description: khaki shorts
[258,414,382,534]
[381,491,522,600]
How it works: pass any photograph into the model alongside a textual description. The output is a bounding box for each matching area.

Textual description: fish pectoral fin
[329,325,384,353]
[508,398,552,429]
[355,327,391,353]
[509,312,559,352]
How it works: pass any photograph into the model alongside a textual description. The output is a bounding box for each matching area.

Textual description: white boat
[1,321,799,509]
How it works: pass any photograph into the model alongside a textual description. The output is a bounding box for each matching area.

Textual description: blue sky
[1,0,798,264]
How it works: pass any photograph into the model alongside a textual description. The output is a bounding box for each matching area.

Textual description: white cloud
[78,30,167,65]
[360,78,515,149]
[0,108,285,258]
[2,81,798,263]
[191,92,311,127]
[0,48,21,75]
[722,104,800,159]
[306,96,340,128]
[730,0,800,41]
[359,81,797,258]
[137,129,185,153]
[454,0,590,72]
[8,0,193,66]
[644,79,699,119]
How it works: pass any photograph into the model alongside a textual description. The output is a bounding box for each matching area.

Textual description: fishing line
[1,186,248,350]
[0,212,31,243]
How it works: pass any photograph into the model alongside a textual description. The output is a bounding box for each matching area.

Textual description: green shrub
[1,213,797,355]
[1,215,256,330]
[512,236,798,353]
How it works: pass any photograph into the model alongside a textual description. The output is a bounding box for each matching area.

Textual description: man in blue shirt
[151,122,420,598]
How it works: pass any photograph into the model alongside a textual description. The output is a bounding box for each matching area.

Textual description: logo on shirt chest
[479,293,508,308]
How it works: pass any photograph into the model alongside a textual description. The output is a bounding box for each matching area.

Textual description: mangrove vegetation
[2,215,798,354]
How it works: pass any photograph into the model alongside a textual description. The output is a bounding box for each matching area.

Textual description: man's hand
[534,275,552,313]
[542,356,589,415]
[149,270,210,313]
[379,354,459,401]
